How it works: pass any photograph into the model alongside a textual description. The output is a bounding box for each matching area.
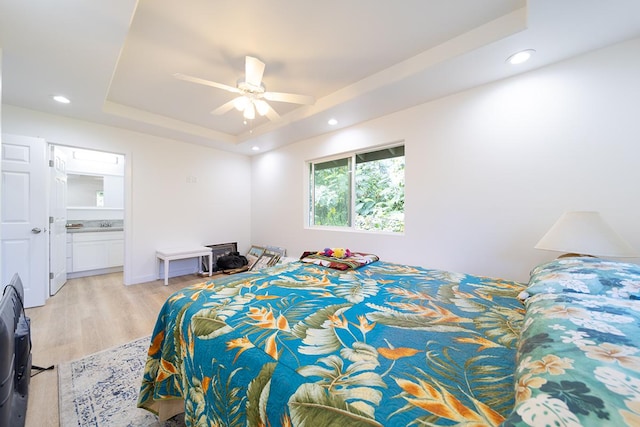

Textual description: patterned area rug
[58,336,185,427]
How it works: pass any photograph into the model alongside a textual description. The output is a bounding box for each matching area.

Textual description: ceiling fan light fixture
[233,96,250,111]
[243,102,256,120]
[254,99,269,116]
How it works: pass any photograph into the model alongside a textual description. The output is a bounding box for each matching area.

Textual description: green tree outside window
[310,145,404,233]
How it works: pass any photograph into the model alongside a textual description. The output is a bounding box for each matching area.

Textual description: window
[309,145,404,233]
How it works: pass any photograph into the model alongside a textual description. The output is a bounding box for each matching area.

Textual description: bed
[138,256,526,426]
[138,254,640,426]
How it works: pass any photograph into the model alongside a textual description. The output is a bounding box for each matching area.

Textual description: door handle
[31,227,42,234]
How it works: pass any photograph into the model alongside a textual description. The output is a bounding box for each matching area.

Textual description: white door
[49,145,67,295]
[1,134,48,308]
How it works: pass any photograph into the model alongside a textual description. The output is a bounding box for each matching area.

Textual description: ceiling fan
[174,56,315,121]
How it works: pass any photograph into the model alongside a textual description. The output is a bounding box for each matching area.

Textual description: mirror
[67,174,104,207]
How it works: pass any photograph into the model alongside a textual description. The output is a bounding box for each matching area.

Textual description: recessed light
[251,146,260,151]
[506,49,535,65]
[328,118,338,126]
[52,95,71,104]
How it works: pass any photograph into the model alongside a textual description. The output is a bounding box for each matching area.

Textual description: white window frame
[306,142,405,234]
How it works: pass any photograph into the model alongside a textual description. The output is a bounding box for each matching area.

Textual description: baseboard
[68,266,123,279]
[129,266,200,286]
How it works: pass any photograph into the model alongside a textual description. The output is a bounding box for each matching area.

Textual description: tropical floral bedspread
[504,257,640,427]
[138,260,527,426]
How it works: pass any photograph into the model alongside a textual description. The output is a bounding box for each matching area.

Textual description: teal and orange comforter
[138,260,526,426]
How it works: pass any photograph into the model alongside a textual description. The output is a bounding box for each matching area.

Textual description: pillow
[277,256,299,265]
[504,291,640,426]
[524,256,640,300]
[299,251,379,270]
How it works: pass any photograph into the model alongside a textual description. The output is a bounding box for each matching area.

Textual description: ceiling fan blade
[245,56,265,87]
[263,103,280,121]
[174,73,241,94]
[263,91,315,105]
[210,99,236,115]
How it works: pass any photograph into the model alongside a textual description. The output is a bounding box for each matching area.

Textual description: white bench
[156,246,212,286]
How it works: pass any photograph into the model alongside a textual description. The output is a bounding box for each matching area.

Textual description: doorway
[49,145,125,294]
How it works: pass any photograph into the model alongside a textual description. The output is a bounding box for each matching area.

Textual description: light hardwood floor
[24,272,207,427]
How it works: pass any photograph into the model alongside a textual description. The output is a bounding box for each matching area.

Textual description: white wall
[1,106,252,284]
[251,37,640,283]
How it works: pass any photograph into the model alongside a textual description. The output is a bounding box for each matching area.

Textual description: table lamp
[535,211,639,258]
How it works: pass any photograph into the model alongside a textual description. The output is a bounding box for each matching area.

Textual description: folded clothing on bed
[299,250,379,270]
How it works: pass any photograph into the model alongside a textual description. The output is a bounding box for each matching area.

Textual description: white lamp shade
[535,211,639,257]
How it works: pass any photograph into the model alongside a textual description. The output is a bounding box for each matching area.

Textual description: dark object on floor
[216,252,248,270]
[0,274,31,427]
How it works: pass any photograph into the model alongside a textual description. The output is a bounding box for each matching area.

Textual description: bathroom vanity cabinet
[67,230,124,274]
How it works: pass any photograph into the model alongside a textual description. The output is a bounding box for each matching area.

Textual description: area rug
[58,336,185,427]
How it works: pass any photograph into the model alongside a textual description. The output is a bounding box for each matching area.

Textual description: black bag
[216,252,248,270]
